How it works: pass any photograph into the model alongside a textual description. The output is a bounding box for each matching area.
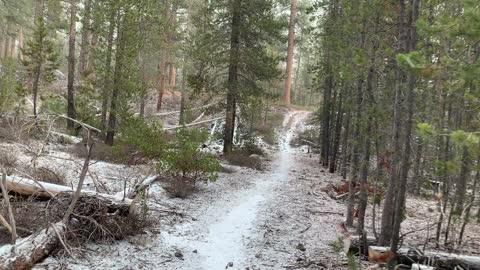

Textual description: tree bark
[283,0,297,105]
[67,0,77,131]
[340,109,352,180]
[78,0,92,78]
[100,8,117,132]
[223,0,242,154]
[179,0,193,125]
[18,28,24,61]
[8,35,16,58]
[3,34,10,59]
[391,0,419,253]
[346,77,364,227]
[329,87,344,173]
[413,137,423,195]
[0,222,66,270]
[105,15,123,146]
[156,49,169,111]
[320,67,333,167]
[379,0,408,245]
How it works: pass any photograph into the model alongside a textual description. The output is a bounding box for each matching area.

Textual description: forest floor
[30,110,351,270]
[3,108,478,269]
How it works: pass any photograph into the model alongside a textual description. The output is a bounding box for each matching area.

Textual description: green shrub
[239,134,264,156]
[117,118,166,159]
[39,93,66,115]
[159,128,220,197]
[75,81,100,128]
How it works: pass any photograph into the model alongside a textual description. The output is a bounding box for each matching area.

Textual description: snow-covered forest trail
[39,110,348,270]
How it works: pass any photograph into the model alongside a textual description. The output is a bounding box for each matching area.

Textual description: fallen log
[4,175,132,205]
[368,246,480,270]
[127,175,162,199]
[0,222,66,270]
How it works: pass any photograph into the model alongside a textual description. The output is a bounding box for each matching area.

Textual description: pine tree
[22,15,59,118]
[189,0,282,153]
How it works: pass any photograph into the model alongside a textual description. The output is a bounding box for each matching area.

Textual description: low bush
[159,128,220,198]
[117,117,166,159]
[71,118,165,164]
[239,134,264,156]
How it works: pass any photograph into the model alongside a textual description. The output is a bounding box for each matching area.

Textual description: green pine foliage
[160,128,220,184]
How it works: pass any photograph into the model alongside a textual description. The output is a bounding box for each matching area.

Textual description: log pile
[0,176,143,270]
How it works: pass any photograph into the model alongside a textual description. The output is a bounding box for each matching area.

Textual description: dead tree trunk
[0,222,66,270]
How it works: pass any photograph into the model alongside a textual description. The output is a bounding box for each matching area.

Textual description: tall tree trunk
[340,109,352,179]
[283,0,297,105]
[320,68,333,167]
[179,0,193,125]
[391,0,419,253]
[223,0,242,154]
[379,0,409,245]
[18,28,24,61]
[346,77,364,227]
[0,36,3,62]
[293,31,303,105]
[329,87,344,173]
[32,65,41,118]
[169,64,176,90]
[157,2,175,111]
[105,16,124,146]
[8,35,16,58]
[156,50,169,111]
[3,35,10,59]
[139,51,147,119]
[78,0,92,78]
[31,0,44,119]
[357,116,372,235]
[100,8,117,131]
[86,31,98,78]
[67,0,77,131]
[435,98,452,247]
[357,46,377,233]
[413,137,423,195]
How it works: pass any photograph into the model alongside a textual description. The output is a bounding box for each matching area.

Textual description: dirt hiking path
[37,110,348,270]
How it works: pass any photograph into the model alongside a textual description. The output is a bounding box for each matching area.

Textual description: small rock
[225,262,234,269]
[193,249,198,253]
[174,250,183,259]
[296,243,306,252]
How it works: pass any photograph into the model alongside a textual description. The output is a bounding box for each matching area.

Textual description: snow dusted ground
[4,109,477,270]
[29,110,350,270]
